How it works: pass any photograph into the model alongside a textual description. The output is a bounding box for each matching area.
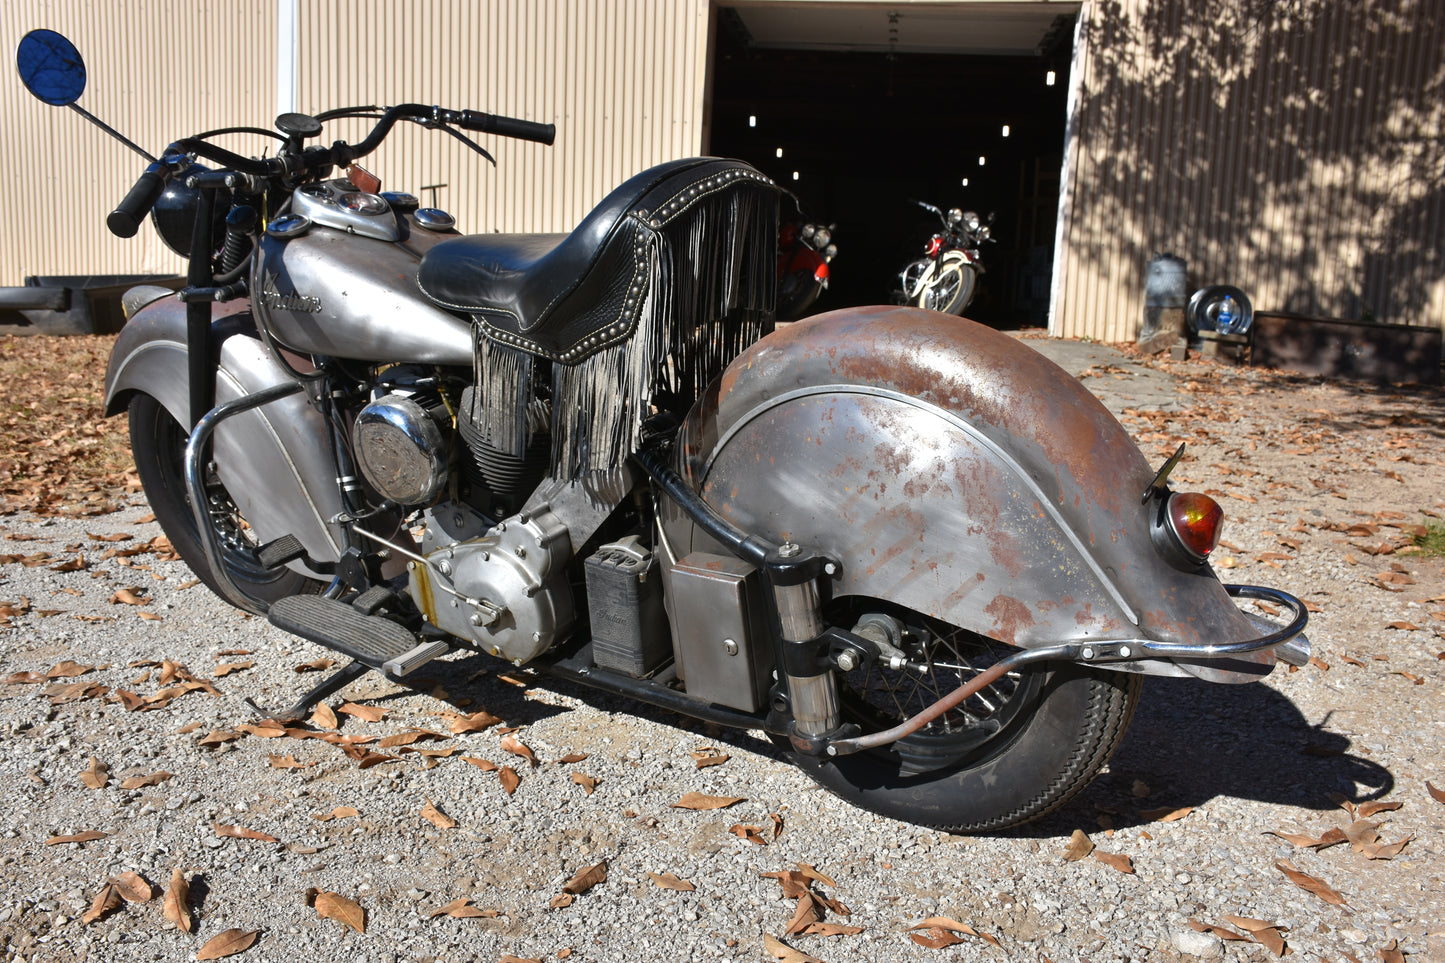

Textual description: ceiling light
[1046,70,1056,86]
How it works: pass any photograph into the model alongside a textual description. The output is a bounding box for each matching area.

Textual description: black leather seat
[417,157,776,364]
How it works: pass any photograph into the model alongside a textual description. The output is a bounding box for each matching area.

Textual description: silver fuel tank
[255,183,474,365]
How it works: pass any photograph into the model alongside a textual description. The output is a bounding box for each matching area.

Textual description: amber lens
[1167,492,1224,558]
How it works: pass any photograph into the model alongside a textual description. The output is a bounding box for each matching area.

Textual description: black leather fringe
[473,176,777,478]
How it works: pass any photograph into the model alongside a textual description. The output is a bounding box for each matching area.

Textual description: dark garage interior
[708,5,1077,327]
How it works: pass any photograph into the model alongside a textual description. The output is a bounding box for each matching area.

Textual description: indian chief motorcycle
[18,30,1307,833]
[775,222,836,321]
[897,200,991,315]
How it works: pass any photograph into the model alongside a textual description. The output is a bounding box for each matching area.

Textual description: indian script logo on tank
[259,280,322,314]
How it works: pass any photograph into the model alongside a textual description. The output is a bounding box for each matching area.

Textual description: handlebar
[106,102,555,237]
[107,164,169,238]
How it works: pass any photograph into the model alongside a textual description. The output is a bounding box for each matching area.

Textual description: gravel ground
[1,338,1443,963]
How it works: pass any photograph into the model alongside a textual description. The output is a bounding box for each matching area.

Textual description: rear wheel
[128,393,322,609]
[787,599,1141,833]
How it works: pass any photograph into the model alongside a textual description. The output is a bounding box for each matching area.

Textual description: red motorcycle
[775,222,836,320]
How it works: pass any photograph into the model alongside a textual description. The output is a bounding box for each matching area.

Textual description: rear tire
[787,602,1141,833]
[128,393,322,609]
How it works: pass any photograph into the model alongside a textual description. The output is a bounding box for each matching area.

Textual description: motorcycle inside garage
[708,3,1078,328]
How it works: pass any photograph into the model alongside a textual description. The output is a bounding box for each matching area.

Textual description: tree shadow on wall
[1074,0,1445,326]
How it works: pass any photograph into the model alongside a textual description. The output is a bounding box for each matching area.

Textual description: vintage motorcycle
[19,30,1308,834]
[897,200,991,315]
[775,222,836,321]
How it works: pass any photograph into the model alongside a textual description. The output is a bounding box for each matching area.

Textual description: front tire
[923,259,976,315]
[788,602,1141,833]
[128,393,322,609]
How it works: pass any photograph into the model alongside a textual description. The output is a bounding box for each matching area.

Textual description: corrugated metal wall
[3,0,710,284]
[2,1,277,282]
[1053,0,1445,339]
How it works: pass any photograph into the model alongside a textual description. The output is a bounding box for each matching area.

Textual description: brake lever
[426,121,496,167]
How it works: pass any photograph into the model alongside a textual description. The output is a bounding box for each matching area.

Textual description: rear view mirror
[17,29,86,106]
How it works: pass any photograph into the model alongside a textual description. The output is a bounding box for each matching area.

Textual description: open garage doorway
[708,3,1079,327]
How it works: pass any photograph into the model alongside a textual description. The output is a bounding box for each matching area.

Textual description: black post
[186,187,216,429]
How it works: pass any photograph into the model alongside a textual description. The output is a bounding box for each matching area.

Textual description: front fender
[105,295,345,566]
[664,306,1270,682]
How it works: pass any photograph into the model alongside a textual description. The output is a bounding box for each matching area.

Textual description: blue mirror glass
[16,29,86,106]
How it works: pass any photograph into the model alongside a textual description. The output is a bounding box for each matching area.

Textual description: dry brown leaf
[795,862,837,888]
[1062,828,1094,861]
[268,753,311,770]
[214,823,279,843]
[673,792,745,810]
[337,702,387,723]
[197,927,259,959]
[549,893,573,908]
[689,747,730,769]
[571,772,598,795]
[1189,918,1251,941]
[45,830,109,846]
[500,733,538,767]
[120,771,174,789]
[47,660,95,679]
[1267,827,1348,850]
[647,872,695,892]
[449,709,503,734]
[109,587,149,606]
[314,891,366,933]
[83,882,123,924]
[5,671,47,684]
[109,871,154,903]
[428,897,498,919]
[1092,851,1135,874]
[499,766,521,795]
[1428,781,1445,803]
[730,823,769,845]
[557,752,588,764]
[310,806,359,822]
[421,799,456,829]
[784,891,823,936]
[294,658,336,673]
[196,730,243,747]
[1379,938,1406,963]
[462,756,499,771]
[1276,860,1348,906]
[80,757,109,789]
[164,867,192,933]
[908,916,1001,948]
[563,861,607,895]
[309,703,339,730]
[377,728,447,748]
[213,661,253,677]
[763,933,823,963]
[1359,834,1413,860]
[1139,805,1193,822]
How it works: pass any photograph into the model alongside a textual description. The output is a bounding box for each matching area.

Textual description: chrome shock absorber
[773,543,840,740]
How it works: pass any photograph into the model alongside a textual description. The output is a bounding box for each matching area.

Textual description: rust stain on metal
[984,595,1036,645]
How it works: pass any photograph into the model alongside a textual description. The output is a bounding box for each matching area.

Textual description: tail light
[925,236,943,257]
[1150,491,1224,567]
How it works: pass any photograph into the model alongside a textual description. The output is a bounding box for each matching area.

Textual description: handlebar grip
[108,168,169,238]
[458,110,555,145]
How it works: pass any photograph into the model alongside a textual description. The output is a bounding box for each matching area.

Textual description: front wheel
[128,393,323,609]
[787,601,1141,833]
[921,259,976,315]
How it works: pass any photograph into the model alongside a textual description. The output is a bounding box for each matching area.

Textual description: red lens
[926,236,943,257]
[813,262,829,282]
[1167,492,1224,559]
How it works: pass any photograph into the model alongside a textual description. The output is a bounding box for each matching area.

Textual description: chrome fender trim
[104,297,345,566]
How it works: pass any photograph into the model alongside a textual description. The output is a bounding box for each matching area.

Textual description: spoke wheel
[784,598,1142,833]
[128,393,322,608]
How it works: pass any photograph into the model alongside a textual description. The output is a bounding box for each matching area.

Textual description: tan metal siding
[292,0,711,236]
[1054,0,1445,340]
[3,1,276,284]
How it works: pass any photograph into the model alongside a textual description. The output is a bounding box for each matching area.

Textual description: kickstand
[244,659,371,723]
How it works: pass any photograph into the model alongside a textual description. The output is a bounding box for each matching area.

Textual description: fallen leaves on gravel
[214,823,279,843]
[562,860,607,895]
[164,867,192,933]
[673,792,745,810]
[500,733,538,767]
[310,890,366,932]
[763,933,823,963]
[907,916,1001,949]
[1276,860,1348,906]
[1093,851,1135,874]
[571,772,598,794]
[647,872,695,892]
[421,798,456,829]
[197,927,259,959]
[337,701,387,723]
[689,747,730,768]
[83,871,154,924]
[45,830,108,845]
[310,806,359,822]
[1428,781,1445,803]
[428,897,499,919]
[1062,828,1094,861]
[79,757,109,789]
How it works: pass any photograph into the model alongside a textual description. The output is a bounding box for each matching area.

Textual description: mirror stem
[67,102,157,163]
